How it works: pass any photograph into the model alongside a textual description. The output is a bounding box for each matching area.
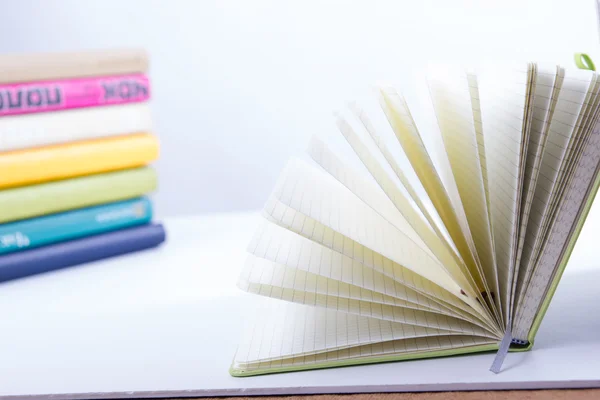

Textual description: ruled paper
[467,71,492,218]
[235,333,496,372]
[239,251,498,337]
[308,127,475,296]
[427,66,500,321]
[477,63,533,322]
[540,74,600,245]
[516,69,595,310]
[345,104,465,272]
[378,87,486,295]
[309,129,439,268]
[249,215,497,332]
[511,65,561,313]
[269,158,461,292]
[233,296,497,370]
[234,296,498,366]
[239,256,444,314]
[239,259,494,337]
[514,116,600,339]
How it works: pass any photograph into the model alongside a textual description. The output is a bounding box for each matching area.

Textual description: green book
[0,167,157,224]
[230,60,600,376]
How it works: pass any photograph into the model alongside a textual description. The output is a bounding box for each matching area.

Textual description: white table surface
[0,209,599,399]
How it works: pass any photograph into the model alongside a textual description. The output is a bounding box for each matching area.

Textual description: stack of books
[0,49,166,283]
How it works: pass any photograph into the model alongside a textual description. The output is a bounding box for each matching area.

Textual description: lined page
[261,201,501,334]
[235,299,448,364]
[269,158,471,298]
[467,71,492,220]
[544,77,600,234]
[378,87,486,293]
[240,251,497,336]
[478,64,532,322]
[346,104,465,272]
[309,132,436,270]
[516,73,600,314]
[427,66,500,320]
[250,215,496,329]
[239,255,494,337]
[541,74,600,244]
[259,199,498,329]
[516,69,594,309]
[234,297,498,367]
[512,66,561,313]
[312,123,475,296]
[514,118,600,339]
[234,332,496,373]
[240,259,446,314]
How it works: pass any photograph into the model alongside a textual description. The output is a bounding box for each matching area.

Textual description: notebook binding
[511,338,529,346]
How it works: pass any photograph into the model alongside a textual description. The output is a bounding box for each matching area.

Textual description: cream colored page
[378,88,485,293]
[234,333,496,371]
[467,72,492,218]
[478,64,531,321]
[234,297,497,365]
[240,265,465,319]
[308,133,435,267]
[240,281,485,336]
[541,75,600,243]
[517,69,594,305]
[310,127,474,296]
[346,104,463,266]
[468,71,506,319]
[516,74,600,312]
[239,261,441,314]
[259,203,500,332]
[511,66,559,311]
[513,118,600,339]
[239,252,496,336]
[427,67,499,314]
[270,157,470,300]
[546,77,600,223]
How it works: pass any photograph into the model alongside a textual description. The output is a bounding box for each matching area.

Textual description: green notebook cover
[229,54,600,377]
[0,167,157,224]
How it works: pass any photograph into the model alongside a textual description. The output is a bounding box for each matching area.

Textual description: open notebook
[230,60,600,376]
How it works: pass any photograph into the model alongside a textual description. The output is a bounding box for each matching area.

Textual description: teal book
[0,197,152,255]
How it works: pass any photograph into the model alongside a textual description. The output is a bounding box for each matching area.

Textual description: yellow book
[0,133,159,189]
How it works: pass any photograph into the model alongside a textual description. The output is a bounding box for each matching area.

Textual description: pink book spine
[0,73,150,117]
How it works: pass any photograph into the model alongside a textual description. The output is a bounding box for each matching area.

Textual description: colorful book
[0,133,159,189]
[0,48,148,84]
[0,166,157,224]
[0,197,153,255]
[0,223,166,283]
[0,73,150,117]
[0,103,152,152]
[230,61,600,376]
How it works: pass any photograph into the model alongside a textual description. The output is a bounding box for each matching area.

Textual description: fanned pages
[427,67,501,323]
[231,61,600,377]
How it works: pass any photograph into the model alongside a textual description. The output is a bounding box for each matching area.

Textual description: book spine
[0,48,148,84]
[0,197,153,255]
[0,74,150,117]
[0,133,159,189]
[0,223,166,283]
[0,103,152,152]
[0,167,157,224]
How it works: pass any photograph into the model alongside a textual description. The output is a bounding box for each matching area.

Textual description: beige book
[0,48,148,84]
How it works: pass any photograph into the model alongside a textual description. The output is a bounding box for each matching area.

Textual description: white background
[1,0,599,217]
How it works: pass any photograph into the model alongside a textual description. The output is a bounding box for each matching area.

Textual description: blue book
[0,223,166,283]
[0,197,153,255]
